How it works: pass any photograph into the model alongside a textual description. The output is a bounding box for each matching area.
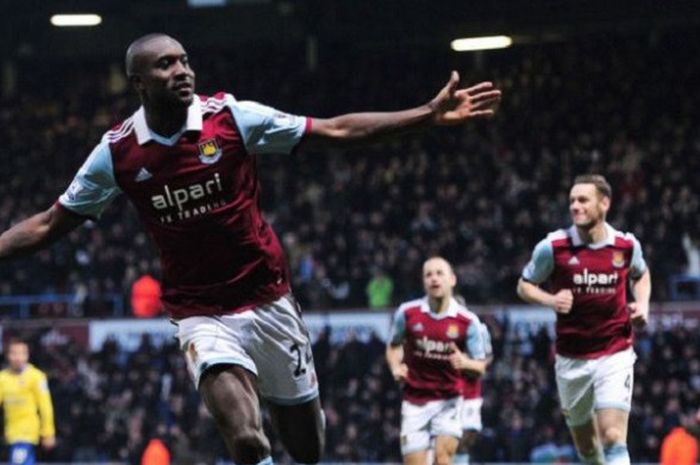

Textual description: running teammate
[387,257,487,465]
[517,174,650,465]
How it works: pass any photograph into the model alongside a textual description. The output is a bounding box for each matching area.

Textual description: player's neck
[144,104,188,138]
[576,221,607,244]
[428,296,450,314]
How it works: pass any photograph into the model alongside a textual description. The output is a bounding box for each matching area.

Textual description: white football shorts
[460,397,484,431]
[555,347,636,427]
[400,397,463,455]
[176,293,319,406]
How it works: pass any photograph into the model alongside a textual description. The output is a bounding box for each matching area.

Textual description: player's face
[135,38,196,108]
[569,183,609,229]
[6,343,29,372]
[422,258,456,300]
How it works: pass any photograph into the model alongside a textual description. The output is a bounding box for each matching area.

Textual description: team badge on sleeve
[198,138,223,164]
[612,251,626,268]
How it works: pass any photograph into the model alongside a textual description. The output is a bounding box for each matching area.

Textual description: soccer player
[0,34,500,465]
[517,174,651,465]
[455,321,492,465]
[386,257,488,465]
[0,339,56,465]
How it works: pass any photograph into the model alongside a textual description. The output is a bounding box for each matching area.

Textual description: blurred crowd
[5,317,696,464]
[1,30,699,316]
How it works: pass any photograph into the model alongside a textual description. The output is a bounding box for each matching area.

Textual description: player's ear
[600,194,611,213]
[129,74,144,92]
[449,272,457,288]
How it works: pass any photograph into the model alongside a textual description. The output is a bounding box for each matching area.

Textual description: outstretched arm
[299,71,501,150]
[0,204,86,262]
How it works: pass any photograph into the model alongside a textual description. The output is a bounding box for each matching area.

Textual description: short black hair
[125,33,172,77]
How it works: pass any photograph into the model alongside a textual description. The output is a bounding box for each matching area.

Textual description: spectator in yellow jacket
[0,339,55,465]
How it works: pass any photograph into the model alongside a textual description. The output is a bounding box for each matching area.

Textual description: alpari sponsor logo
[151,172,227,223]
[414,336,454,360]
[572,268,619,294]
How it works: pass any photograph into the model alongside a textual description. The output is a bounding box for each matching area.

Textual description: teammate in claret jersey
[517,174,651,465]
[0,34,501,465]
[387,257,488,465]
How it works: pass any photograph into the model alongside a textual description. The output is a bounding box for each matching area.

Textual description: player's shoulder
[26,364,46,379]
[454,301,481,325]
[199,92,232,116]
[608,224,639,249]
[104,113,137,145]
[396,298,424,316]
[544,228,571,248]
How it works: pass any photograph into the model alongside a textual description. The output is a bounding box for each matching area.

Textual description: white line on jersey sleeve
[58,138,121,219]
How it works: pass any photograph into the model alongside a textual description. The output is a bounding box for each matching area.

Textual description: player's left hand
[448,342,470,371]
[41,436,56,449]
[628,302,649,328]
[428,71,502,126]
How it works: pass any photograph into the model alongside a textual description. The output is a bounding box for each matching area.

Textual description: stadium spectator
[141,437,171,465]
[366,268,394,309]
[131,274,162,318]
[0,338,56,465]
[659,410,698,465]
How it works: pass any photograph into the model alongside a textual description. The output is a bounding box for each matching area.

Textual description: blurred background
[0,0,699,463]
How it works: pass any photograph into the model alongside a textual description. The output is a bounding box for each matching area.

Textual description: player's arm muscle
[517,278,553,305]
[631,269,651,303]
[385,344,405,372]
[0,205,85,262]
[302,107,435,149]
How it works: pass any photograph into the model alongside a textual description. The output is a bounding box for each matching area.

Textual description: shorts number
[290,343,307,377]
[624,374,631,390]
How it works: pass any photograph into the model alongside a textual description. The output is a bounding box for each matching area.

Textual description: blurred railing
[0,293,124,319]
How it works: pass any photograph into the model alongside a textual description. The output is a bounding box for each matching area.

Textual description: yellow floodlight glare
[451,36,512,52]
[50,14,102,27]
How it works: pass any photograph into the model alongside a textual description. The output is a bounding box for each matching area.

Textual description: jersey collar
[569,222,616,249]
[133,97,203,146]
[420,296,459,319]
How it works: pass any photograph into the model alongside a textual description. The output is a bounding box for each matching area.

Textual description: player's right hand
[392,363,408,383]
[551,289,574,314]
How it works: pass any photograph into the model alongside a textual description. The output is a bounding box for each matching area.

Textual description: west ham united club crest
[447,324,460,339]
[612,251,626,268]
[198,138,223,164]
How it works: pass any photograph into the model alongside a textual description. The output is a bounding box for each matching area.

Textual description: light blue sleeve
[58,138,121,219]
[389,308,406,346]
[465,317,487,360]
[629,235,648,279]
[480,323,493,359]
[226,95,309,155]
[521,238,554,284]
